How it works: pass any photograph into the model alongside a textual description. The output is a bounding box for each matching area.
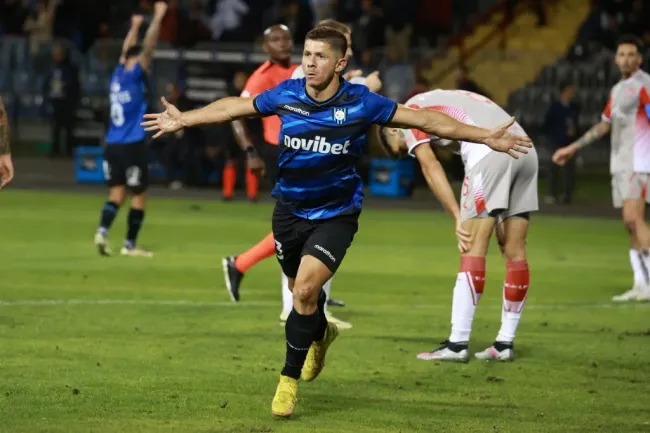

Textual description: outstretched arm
[142,96,260,139]
[119,15,144,64]
[388,105,532,158]
[138,1,168,70]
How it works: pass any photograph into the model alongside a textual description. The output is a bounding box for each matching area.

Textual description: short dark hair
[617,34,643,53]
[125,45,142,59]
[305,27,348,57]
[315,19,351,35]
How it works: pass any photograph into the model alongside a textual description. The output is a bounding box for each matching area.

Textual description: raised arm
[138,1,168,70]
[0,96,14,189]
[119,15,144,64]
[142,96,260,139]
[388,105,532,158]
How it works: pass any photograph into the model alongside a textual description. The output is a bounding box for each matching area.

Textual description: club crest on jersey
[333,107,347,125]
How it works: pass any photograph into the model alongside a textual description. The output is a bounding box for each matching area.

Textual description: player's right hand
[456,220,471,253]
[551,145,576,166]
[141,97,183,139]
[0,154,15,190]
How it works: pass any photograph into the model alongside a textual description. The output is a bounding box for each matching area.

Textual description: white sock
[631,249,649,291]
[281,273,293,313]
[322,278,333,315]
[449,272,483,343]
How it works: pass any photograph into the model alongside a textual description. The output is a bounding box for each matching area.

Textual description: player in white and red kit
[553,35,650,302]
[379,89,538,361]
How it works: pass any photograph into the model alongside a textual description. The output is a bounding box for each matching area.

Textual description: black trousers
[51,113,75,157]
[548,157,575,203]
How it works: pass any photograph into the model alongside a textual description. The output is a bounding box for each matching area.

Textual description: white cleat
[279,310,289,325]
[475,343,515,361]
[417,341,469,362]
[278,311,353,330]
[120,247,153,257]
[612,286,644,302]
[94,232,112,256]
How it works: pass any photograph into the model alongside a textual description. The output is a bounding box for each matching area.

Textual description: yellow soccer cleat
[271,375,298,417]
[301,322,339,382]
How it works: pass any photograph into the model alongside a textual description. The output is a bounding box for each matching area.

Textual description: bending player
[553,35,650,302]
[380,88,539,362]
[0,96,15,189]
[143,27,531,417]
[94,4,167,257]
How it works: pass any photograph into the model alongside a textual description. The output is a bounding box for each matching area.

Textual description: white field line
[0,299,649,311]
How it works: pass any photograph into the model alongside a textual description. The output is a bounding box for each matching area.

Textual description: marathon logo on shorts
[283,135,351,155]
[314,245,336,263]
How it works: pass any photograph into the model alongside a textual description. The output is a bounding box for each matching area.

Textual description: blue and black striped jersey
[254,78,397,219]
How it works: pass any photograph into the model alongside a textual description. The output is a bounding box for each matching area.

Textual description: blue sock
[99,201,119,233]
[126,208,145,248]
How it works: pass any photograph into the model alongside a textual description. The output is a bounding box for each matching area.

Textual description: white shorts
[611,172,650,208]
[460,149,539,221]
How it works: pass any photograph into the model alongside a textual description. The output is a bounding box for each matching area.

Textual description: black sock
[126,208,145,248]
[281,308,320,379]
[99,201,120,232]
[314,289,328,341]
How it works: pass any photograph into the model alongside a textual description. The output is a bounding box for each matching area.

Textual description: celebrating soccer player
[94,3,167,257]
[380,88,539,362]
[143,27,531,417]
[553,35,650,302]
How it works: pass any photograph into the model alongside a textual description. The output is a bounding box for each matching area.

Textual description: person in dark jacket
[543,81,579,204]
[44,42,80,157]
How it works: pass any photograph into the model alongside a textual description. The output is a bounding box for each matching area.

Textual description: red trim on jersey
[602,96,612,122]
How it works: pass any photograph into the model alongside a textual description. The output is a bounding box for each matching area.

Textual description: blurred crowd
[0,0,485,55]
[569,0,650,61]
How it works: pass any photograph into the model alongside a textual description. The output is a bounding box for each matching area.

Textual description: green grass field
[1,190,649,433]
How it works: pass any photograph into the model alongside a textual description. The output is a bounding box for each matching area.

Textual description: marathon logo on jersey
[333,107,347,125]
[283,105,310,116]
[283,135,351,155]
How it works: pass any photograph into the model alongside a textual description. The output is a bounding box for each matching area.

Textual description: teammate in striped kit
[143,27,531,417]
[553,35,650,302]
[380,89,539,362]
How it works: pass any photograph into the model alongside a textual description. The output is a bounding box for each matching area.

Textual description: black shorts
[272,202,359,278]
[256,141,279,185]
[103,141,149,194]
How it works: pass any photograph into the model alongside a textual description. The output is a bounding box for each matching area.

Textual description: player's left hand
[141,97,183,139]
[456,220,471,253]
[0,154,15,190]
[483,117,533,159]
